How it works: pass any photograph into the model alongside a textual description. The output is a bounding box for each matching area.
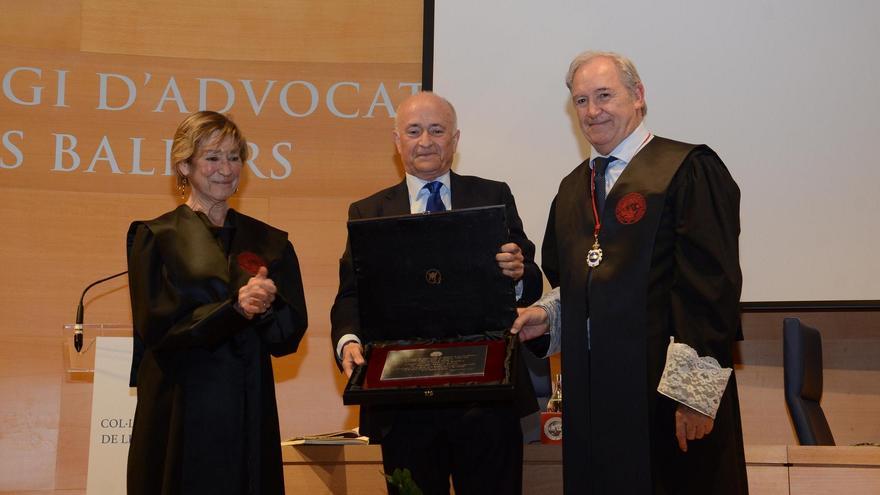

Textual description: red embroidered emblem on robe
[615,192,647,224]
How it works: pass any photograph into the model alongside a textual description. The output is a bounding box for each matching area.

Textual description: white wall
[434,0,880,302]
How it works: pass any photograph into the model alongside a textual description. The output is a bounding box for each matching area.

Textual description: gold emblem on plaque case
[425,269,442,285]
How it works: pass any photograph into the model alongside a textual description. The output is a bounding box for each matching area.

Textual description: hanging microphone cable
[74,270,128,352]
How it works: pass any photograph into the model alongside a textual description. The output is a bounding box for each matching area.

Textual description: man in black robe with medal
[512,51,748,494]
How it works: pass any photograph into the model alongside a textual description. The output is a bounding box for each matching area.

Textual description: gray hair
[565,51,647,116]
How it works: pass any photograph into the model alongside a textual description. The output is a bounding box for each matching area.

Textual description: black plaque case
[342,205,521,405]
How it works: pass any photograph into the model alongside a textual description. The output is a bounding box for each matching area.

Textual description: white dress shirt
[405,172,452,213]
[590,122,653,196]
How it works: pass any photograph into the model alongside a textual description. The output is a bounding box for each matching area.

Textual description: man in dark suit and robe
[331,91,543,494]
[512,51,748,494]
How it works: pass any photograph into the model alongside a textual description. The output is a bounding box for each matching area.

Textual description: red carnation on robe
[237,251,267,276]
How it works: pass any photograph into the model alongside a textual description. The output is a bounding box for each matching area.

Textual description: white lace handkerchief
[657,337,731,419]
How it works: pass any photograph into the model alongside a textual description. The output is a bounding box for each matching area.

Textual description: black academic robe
[126,205,308,495]
[542,137,748,494]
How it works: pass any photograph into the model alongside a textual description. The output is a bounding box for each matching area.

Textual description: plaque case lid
[347,205,517,342]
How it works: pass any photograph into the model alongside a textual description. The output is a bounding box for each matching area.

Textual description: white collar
[590,122,652,168]
[405,171,451,204]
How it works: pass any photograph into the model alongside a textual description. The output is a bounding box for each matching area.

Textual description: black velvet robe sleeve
[258,241,309,357]
[128,223,252,354]
[668,147,743,365]
[540,196,561,289]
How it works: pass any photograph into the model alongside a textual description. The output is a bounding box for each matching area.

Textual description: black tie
[423,181,446,212]
[593,156,615,215]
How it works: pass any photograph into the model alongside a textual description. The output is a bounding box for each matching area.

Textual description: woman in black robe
[126,111,308,495]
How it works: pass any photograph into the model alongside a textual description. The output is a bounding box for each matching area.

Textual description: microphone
[74,270,128,352]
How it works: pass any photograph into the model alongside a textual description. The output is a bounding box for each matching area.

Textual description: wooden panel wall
[0,1,422,492]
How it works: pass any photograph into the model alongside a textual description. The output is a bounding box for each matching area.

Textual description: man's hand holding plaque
[495,242,525,281]
[510,306,551,343]
[341,341,366,378]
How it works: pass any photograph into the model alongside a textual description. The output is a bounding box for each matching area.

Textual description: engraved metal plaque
[342,333,520,406]
[380,345,488,381]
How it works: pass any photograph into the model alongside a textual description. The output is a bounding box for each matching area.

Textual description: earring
[178,177,188,199]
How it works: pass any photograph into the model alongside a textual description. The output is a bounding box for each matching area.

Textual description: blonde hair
[172,111,249,187]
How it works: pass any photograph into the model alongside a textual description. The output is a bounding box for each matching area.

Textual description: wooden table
[282,444,880,494]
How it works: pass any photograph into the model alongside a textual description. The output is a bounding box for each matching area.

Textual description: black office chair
[783,317,835,445]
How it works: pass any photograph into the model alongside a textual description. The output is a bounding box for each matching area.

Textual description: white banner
[85,337,137,495]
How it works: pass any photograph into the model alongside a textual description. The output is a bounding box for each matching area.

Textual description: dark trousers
[380,403,523,495]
